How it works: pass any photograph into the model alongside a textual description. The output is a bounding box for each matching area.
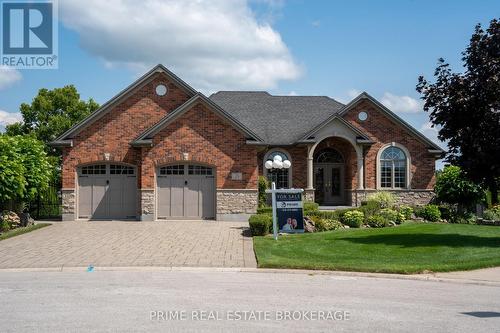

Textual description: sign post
[266,183,304,240]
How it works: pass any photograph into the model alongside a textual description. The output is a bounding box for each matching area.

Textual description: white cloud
[311,20,321,27]
[333,89,360,103]
[0,66,22,90]
[380,92,422,113]
[419,121,447,149]
[0,110,22,132]
[60,0,301,93]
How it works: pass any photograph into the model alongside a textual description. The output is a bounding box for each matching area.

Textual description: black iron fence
[28,182,62,220]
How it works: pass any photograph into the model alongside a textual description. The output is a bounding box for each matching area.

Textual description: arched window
[380,146,407,188]
[314,148,344,163]
[264,150,291,189]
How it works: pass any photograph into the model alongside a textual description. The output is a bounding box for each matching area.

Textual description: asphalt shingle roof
[209,91,345,145]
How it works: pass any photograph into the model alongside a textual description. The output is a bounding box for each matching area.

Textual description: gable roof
[297,114,374,143]
[51,64,198,146]
[338,92,445,152]
[209,91,345,145]
[131,93,264,146]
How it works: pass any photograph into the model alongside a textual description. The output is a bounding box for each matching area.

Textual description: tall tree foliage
[0,135,52,208]
[417,19,500,203]
[5,85,99,155]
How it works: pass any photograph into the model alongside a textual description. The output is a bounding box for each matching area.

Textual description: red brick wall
[342,99,436,189]
[62,73,192,188]
[141,102,258,189]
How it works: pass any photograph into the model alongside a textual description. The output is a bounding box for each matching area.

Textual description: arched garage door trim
[77,162,138,220]
[156,162,216,220]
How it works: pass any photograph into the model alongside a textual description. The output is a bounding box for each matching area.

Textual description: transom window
[380,146,407,188]
[188,165,213,175]
[81,165,106,175]
[110,164,135,175]
[159,165,185,175]
[159,164,213,176]
[315,148,344,163]
[264,151,291,189]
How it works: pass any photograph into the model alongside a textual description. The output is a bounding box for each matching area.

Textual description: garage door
[77,164,137,220]
[157,164,215,219]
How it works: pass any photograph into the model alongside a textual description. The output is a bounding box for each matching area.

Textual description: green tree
[435,165,484,211]
[0,135,52,209]
[5,85,99,155]
[416,18,500,204]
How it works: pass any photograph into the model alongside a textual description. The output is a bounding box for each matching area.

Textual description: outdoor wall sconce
[264,154,291,170]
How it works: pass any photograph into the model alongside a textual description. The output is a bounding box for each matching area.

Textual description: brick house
[52,64,444,221]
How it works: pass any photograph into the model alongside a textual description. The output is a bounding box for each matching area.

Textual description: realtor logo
[1,0,58,68]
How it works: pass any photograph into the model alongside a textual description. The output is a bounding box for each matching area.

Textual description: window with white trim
[380,146,407,188]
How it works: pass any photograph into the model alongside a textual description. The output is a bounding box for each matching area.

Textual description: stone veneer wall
[349,189,434,207]
[217,189,258,214]
[140,189,155,221]
[62,189,75,220]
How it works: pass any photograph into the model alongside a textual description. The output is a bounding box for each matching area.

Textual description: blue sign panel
[276,192,304,233]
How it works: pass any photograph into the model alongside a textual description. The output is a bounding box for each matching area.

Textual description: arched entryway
[309,136,362,206]
[313,148,345,205]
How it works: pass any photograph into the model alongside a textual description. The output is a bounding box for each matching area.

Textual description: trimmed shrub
[309,208,356,221]
[450,212,477,224]
[359,200,382,219]
[415,204,441,222]
[256,206,272,215]
[314,217,343,232]
[398,205,413,220]
[248,214,272,236]
[258,176,269,208]
[367,192,395,209]
[1,217,10,232]
[341,210,364,228]
[483,205,500,221]
[483,209,500,221]
[379,208,400,223]
[303,201,319,215]
[367,215,390,228]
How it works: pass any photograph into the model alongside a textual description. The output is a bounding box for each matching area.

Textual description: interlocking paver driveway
[0,221,256,269]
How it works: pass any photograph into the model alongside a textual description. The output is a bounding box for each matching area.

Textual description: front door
[314,164,344,205]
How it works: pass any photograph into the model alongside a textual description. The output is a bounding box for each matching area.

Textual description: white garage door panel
[171,178,185,217]
[78,176,93,218]
[77,164,137,220]
[184,177,201,217]
[91,177,108,219]
[157,165,215,219]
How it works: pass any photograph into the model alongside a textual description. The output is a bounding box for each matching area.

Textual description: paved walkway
[0,221,256,269]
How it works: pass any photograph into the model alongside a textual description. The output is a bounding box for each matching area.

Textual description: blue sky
[0,0,498,161]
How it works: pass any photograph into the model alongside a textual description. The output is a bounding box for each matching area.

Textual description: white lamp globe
[273,155,283,162]
[264,160,273,169]
[283,160,291,169]
[272,160,283,169]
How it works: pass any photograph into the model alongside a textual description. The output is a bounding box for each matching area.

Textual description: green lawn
[253,222,500,274]
[0,223,51,241]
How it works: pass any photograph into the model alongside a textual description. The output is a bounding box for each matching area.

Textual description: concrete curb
[0,266,499,286]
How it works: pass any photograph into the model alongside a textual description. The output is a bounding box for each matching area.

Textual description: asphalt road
[0,269,499,332]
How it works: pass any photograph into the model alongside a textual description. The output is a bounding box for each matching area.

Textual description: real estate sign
[276,192,304,233]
